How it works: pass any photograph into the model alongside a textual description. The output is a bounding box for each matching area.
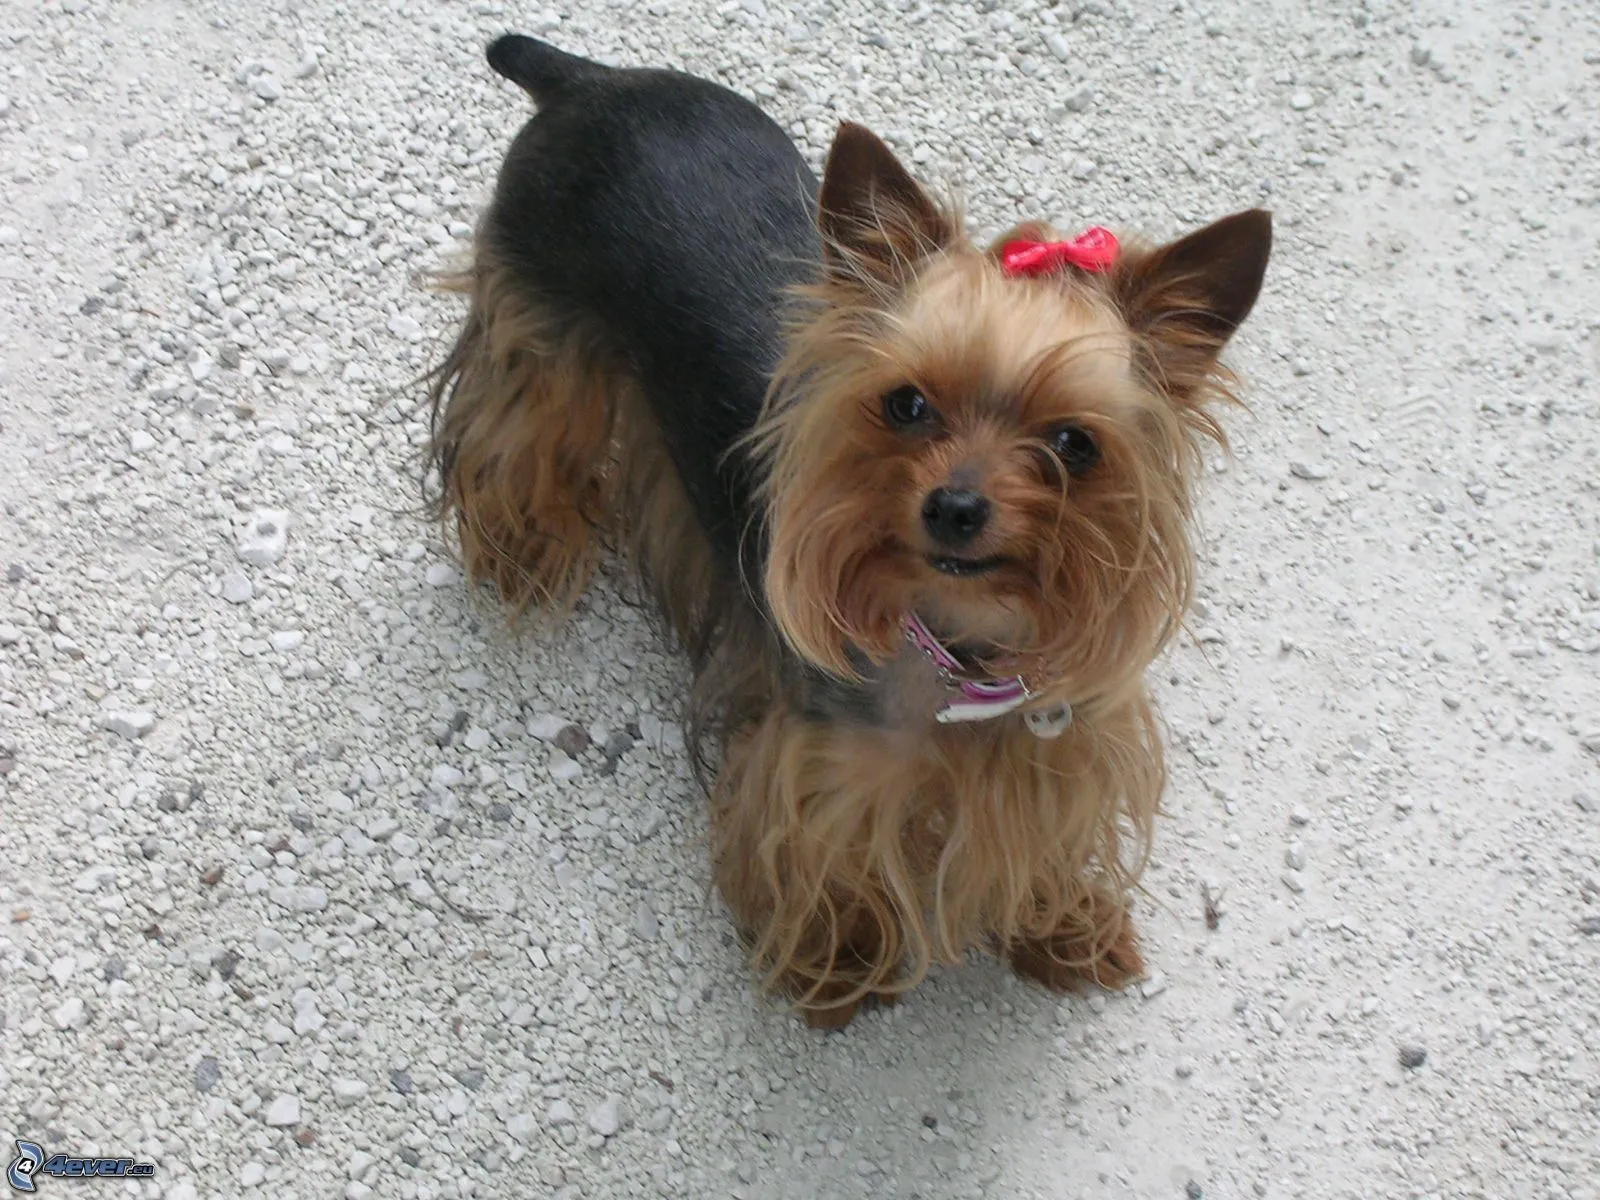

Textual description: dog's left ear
[817,122,957,288]
[1113,209,1273,389]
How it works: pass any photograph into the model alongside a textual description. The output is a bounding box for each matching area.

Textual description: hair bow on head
[999,225,1119,277]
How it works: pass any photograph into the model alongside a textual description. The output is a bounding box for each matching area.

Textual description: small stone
[548,754,582,782]
[333,1078,369,1104]
[1290,91,1314,110]
[527,713,570,741]
[48,956,76,986]
[388,314,423,342]
[240,1163,266,1188]
[264,1093,301,1126]
[424,563,456,587]
[453,1067,486,1092]
[1281,872,1305,894]
[1186,1183,1204,1200]
[507,1113,537,1142]
[398,1148,421,1168]
[53,996,86,1029]
[1043,32,1071,60]
[102,711,156,740]
[0,623,21,645]
[213,948,242,979]
[221,572,254,604]
[270,630,305,652]
[1285,842,1306,870]
[252,74,283,101]
[237,509,289,567]
[390,1069,414,1095]
[129,429,157,454]
[547,1099,578,1125]
[634,902,659,941]
[1068,156,1098,180]
[587,1095,623,1137]
[554,723,590,757]
[292,52,320,79]
[1060,86,1094,113]
[196,1056,221,1092]
[1398,1045,1427,1070]
[489,802,513,822]
[1289,805,1312,826]
[1290,459,1331,481]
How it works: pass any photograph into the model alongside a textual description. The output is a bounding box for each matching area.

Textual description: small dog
[427,34,1271,1028]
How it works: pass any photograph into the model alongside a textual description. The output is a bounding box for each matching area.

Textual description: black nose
[921,487,990,548]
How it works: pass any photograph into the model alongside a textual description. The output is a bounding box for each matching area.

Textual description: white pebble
[102,710,156,739]
[128,430,157,454]
[53,996,86,1029]
[587,1094,623,1137]
[264,1093,301,1126]
[221,572,254,604]
[1290,459,1332,481]
[237,509,290,567]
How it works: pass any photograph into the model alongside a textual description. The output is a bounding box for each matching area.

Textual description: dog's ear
[1113,209,1272,390]
[817,122,956,287]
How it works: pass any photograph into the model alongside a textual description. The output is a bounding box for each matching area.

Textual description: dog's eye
[882,386,934,430]
[1047,423,1101,476]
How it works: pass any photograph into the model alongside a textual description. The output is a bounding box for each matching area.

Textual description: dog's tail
[486,34,605,105]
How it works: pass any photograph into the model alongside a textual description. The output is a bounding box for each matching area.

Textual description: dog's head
[754,122,1271,699]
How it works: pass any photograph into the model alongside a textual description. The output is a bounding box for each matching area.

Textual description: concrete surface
[1,0,1596,1197]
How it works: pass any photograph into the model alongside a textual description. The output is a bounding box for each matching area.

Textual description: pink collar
[903,614,1075,737]
[999,226,1119,277]
[903,612,1030,723]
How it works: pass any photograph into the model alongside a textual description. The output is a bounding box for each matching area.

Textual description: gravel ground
[2,1,1597,1198]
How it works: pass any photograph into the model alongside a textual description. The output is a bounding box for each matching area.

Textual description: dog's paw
[793,979,898,1030]
[1008,903,1144,993]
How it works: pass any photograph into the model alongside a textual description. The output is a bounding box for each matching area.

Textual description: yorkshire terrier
[427,34,1272,1028]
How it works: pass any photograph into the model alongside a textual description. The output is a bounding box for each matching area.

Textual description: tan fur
[425,259,624,617]
[426,243,778,777]
[712,688,1163,1025]
[750,242,1216,699]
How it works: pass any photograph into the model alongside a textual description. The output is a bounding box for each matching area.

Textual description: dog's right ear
[817,122,956,290]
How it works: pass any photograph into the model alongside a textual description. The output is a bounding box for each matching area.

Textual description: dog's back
[478,35,820,571]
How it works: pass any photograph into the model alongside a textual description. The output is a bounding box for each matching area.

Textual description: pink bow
[999,226,1119,277]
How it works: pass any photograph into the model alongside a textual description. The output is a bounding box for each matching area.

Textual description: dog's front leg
[710,702,926,1029]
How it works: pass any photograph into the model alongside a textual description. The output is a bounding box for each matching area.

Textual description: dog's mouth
[926,553,1008,578]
